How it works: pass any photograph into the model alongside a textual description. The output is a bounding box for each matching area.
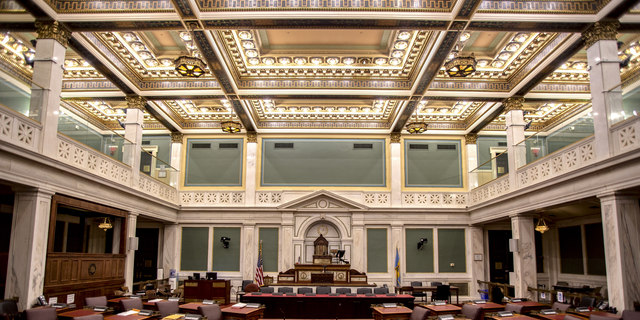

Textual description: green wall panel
[405,140,462,187]
[259,228,279,272]
[185,139,243,186]
[406,229,433,273]
[180,227,209,271]
[212,227,241,271]
[437,229,466,273]
[261,139,385,186]
[367,228,387,273]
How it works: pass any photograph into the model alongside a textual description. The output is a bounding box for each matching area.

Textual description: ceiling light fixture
[221,120,242,133]
[535,217,549,234]
[99,217,113,231]
[445,53,477,77]
[174,55,206,77]
[406,122,428,134]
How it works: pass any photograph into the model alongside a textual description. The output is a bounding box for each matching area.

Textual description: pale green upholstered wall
[180,227,208,271]
[404,140,462,187]
[367,228,387,273]
[213,227,241,271]
[261,139,385,186]
[185,139,243,186]
[405,229,433,273]
[437,229,466,273]
[259,228,279,272]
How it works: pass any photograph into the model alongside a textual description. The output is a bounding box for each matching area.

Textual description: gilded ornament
[390,132,401,143]
[465,133,478,145]
[170,132,184,143]
[503,96,524,112]
[35,21,71,48]
[582,21,619,49]
[247,132,257,143]
[125,95,147,110]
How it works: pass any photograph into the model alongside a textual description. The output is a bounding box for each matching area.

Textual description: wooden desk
[371,306,413,320]
[395,286,460,304]
[486,315,538,320]
[58,309,103,320]
[179,302,205,313]
[569,310,621,319]
[509,302,549,313]
[467,302,505,316]
[221,306,265,320]
[105,314,152,320]
[533,312,588,320]
[184,280,231,304]
[417,304,462,316]
[143,299,166,310]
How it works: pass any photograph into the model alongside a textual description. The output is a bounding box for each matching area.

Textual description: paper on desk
[118,311,138,316]
[149,299,163,303]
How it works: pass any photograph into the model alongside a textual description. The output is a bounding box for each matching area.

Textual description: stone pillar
[124,212,138,291]
[597,193,640,312]
[242,223,256,281]
[391,224,403,286]
[162,223,180,277]
[245,133,258,206]
[390,133,402,207]
[504,97,526,189]
[465,134,478,189]
[510,215,537,300]
[169,133,183,188]
[5,188,54,310]
[123,97,145,189]
[469,226,485,299]
[351,213,365,271]
[281,213,294,270]
[583,21,623,160]
[29,21,70,157]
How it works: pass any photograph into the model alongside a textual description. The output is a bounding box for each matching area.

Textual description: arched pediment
[278,190,368,211]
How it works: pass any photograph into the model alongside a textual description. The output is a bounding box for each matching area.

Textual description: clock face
[317,224,328,236]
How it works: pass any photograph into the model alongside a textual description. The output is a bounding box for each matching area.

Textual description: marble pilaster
[390,138,402,206]
[391,224,403,283]
[584,22,623,160]
[162,223,179,276]
[469,226,485,297]
[351,213,365,271]
[504,97,526,189]
[510,215,536,299]
[281,213,294,270]
[29,22,69,156]
[5,188,54,310]
[124,212,138,291]
[597,193,640,311]
[245,140,258,206]
[465,134,478,189]
[123,104,144,168]
[242,223,256,281]
[169,133,183,188]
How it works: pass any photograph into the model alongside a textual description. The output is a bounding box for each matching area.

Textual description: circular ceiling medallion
[318,200,328,208]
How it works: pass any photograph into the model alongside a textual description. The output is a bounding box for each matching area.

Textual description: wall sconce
[220,237,230,249]
[417,238,428,250]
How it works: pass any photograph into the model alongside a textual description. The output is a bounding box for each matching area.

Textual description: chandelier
[174,56,206,77]
[535,217,549,234]
[445,53,477,77]
[221,121,242,133]
[98,217,113,231]
[406,122,428,134]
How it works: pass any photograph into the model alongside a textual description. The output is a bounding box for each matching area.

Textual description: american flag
[255,241,264,286]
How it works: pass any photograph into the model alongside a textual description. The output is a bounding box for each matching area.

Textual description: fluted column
[510,215,536,299]
[465,134,478,189]
[597,192,640,312]
[124,212,138,290]
[29,21,70,157]
[5,188,54,310]
[245,133,258,206]
[504,97,526,189]
[281,213,294,270]
[123,96,145,188]
[390,133,402,206]
[169,133,183,188]
[583,21,623,160]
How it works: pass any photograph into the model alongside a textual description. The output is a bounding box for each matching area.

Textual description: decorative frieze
[401,192,467,207]
[0,108,40,152]
[180,191,245,206]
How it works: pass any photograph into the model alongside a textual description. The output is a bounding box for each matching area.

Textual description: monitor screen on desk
[206,272,217,280]
[193,273,201,280]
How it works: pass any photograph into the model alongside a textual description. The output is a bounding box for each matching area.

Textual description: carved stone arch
[295,214,350,239]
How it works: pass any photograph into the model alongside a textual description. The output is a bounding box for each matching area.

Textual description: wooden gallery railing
[477,280,515,301]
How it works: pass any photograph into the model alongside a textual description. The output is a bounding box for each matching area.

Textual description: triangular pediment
[278,190,368,211]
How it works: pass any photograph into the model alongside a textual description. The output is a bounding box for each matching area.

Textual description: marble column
[124,212,138,291]
[28,21,70,157]
[123,97,145,188]
[597,193,640,312]
[5,187,54,310]
[583,22,623,160]
[510,215,537,300]
[391,224,403,284]
[162,223,180,277]
[504,97,526,189]
[281,213,294,270]
[469,226,486,298]
[169,133,183,188]
[465,134,478,189]
[351,213,365,271]
[242,223,256,281]
[390,133,402,206]
[245,133,258,206]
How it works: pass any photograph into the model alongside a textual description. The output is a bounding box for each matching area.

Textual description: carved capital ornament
[125,96,147,110]
[503,96,525,112]
[170,132,184,143]
[390,132,401,143]
[465,133,478,145]
[582,21,619,49]
[35,21,71,48]
[247,132,257,143]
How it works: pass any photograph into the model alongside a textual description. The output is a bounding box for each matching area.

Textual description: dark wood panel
[183,280,230,305]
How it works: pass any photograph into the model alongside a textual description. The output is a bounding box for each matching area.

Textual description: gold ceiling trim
[249,99,399,122]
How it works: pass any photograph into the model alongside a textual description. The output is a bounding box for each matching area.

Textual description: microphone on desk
[279,307,286,320]
[335,302,342,320]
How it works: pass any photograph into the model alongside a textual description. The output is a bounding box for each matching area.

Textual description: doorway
[0,185,14,297]
[134,228,159,283]
[488,230,513,284]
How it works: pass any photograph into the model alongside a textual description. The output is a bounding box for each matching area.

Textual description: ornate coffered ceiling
[0,0,639,134]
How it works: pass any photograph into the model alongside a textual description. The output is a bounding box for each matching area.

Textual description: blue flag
[394,247,401,287]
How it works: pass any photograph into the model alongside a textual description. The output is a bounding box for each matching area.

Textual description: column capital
[247,132,257,143]
[35,20,71,48]
[125,95,147,110]
[503,96,525,112]
[582,21,620,48]
[465,133,478,145]
[170,132,184,143]
[390,132,401,143]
